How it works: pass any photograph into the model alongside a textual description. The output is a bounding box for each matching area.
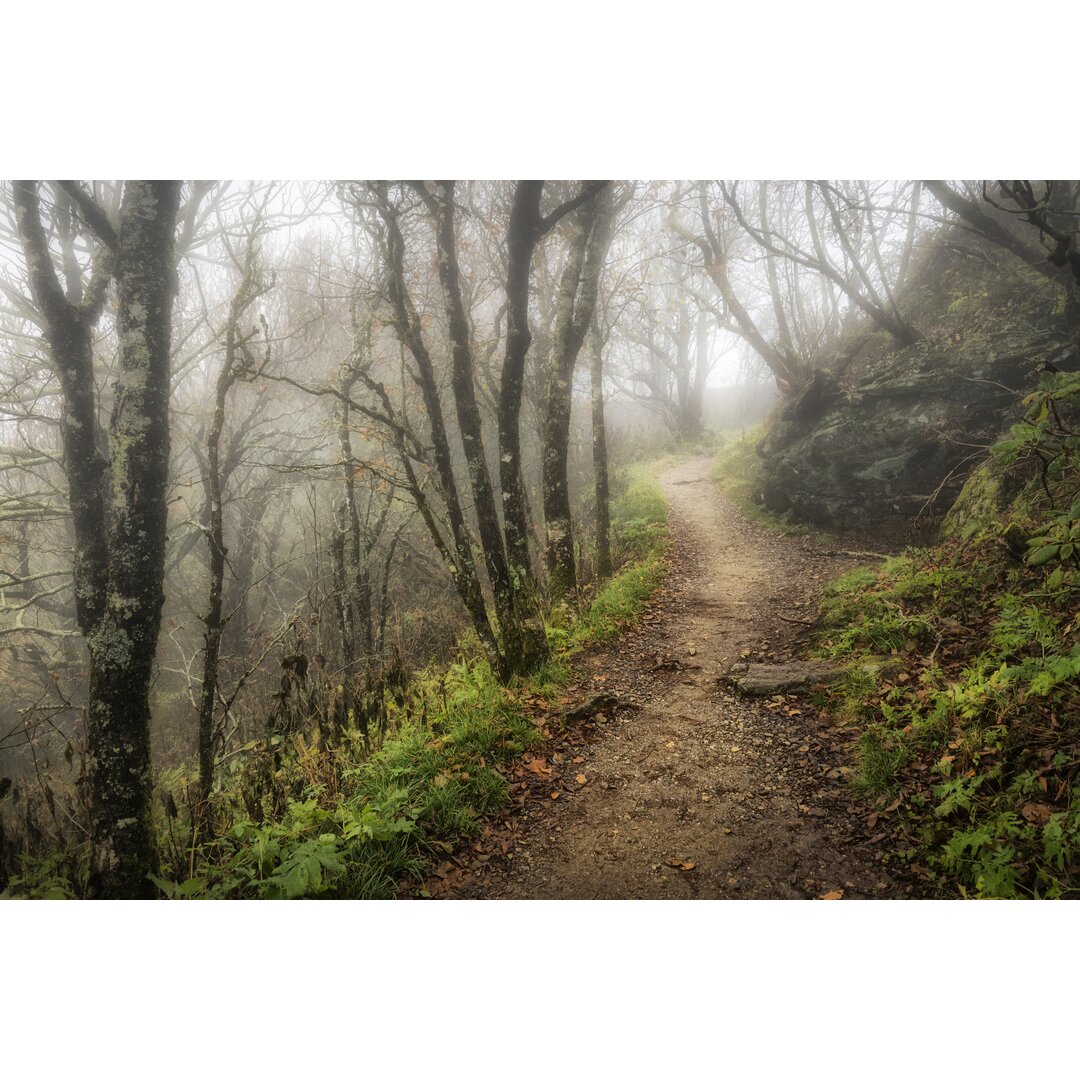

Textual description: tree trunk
[499,181,545,591]
[588,318,612,581]
[544,185,614,600]
[371,184,503,669]
[14,179,181,898]
[335,363,362,671]
[88,181,181,897]
[423,182,547,677]
[197,354,230,803]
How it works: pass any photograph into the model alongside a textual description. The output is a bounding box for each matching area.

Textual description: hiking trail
[439,455,908,899]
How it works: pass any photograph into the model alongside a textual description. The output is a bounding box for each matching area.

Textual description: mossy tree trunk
[368,183,504,671]
[416,181,546,677]
[14,180,181,898]
[498,181,611,666]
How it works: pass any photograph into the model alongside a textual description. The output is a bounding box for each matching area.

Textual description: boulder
[756,337,1061,534]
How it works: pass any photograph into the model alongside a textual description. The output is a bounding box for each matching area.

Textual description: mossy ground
[815,540,1080,898]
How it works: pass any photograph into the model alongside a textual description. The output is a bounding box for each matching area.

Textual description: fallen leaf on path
[575,774,588,785]
[572,755,585,764]
[550,791,561,800]
[668,860,696,871]
[820,889,844,900]
[526,757,552,776]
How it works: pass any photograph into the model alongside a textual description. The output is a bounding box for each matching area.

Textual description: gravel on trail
[432,456,909,900]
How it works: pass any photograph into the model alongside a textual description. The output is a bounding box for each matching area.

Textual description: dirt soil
[435,456,911,900]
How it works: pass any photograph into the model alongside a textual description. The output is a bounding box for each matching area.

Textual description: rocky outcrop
[755,337,1066,535]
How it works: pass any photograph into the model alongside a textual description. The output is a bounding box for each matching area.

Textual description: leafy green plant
[815,521,1080,898]
[1,853,77,900]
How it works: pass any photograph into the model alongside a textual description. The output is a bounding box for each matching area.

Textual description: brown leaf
[550,791,560,800]
[526,757,552,776]
[667,859,696,871]
[820,889,844,900]
[572,755,585,765]
[575,774,588,785]
[1022,802,1053,826]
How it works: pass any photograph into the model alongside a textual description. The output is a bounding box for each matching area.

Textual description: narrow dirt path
[445,456,908,899]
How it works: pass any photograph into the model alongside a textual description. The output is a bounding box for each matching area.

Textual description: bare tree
[670,181,924,393]
[13,180,182,897]
[196,217,272,802]
[925,180,1080,352]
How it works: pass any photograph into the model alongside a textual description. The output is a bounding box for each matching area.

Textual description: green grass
[569,464,668,648]
[710,427,763,507]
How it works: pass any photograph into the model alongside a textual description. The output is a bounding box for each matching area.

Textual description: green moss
[940,461,1012,540]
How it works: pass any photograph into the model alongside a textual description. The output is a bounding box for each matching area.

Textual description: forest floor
[432,456,913,899]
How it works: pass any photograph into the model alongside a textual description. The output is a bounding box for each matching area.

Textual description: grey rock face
[754,341,1061,534]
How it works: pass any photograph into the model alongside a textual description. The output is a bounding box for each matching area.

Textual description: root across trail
[441,456,908,900]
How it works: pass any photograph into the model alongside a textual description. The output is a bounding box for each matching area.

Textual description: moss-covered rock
[940,457,1035,541]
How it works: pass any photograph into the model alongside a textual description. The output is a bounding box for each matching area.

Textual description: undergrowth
[568,466,668,646]
[3,465,669,900]
[816,370,1080,898]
